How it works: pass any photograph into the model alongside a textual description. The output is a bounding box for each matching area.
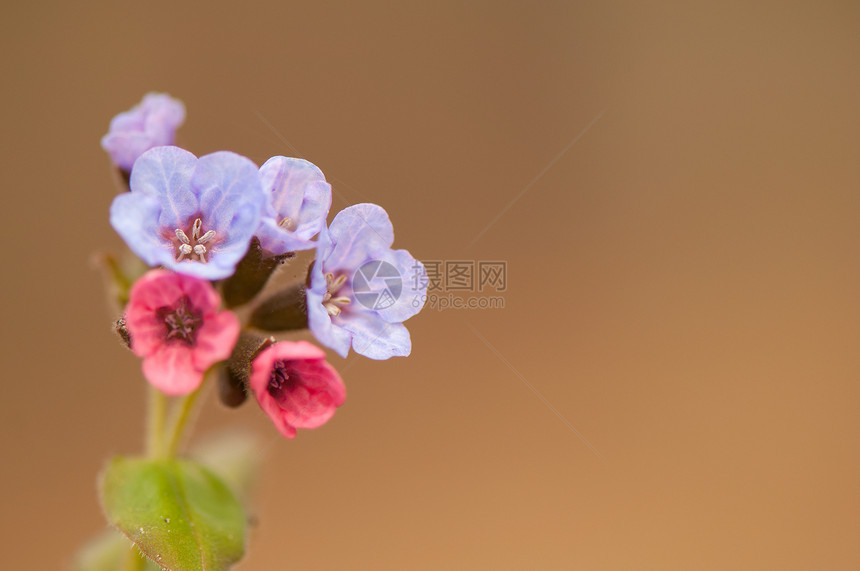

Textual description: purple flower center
[171,217,217,264]
[268,360,301,398]
[157,297,202,345]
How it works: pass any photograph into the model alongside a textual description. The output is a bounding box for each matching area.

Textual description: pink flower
[249,341,346,438]
[126,269,240,396]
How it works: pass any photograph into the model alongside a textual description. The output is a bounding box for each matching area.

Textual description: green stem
[164,387,203,458]
[146,386,167,459]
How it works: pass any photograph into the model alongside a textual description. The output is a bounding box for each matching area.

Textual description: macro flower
[101,92,186,171]
[249,341,346,438]
[306,203,427,360]
[110,146,266,280]
[125,269,240,396]
[255,156,332,255]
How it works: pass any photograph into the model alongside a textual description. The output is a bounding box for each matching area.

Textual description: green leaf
[100,457,246,571]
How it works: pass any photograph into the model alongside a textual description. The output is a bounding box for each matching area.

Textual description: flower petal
[262,399,298,439]
[126,269,184,310]
[125,270,184,357]
[325,203,394,271]
[260,157,302,221]
[338,311,412,360]
[306,285,352,358]
[293,176,332,239]
[373,249,427,323]
[254,218,314,254]
[129,146,198,231]
[166,256,240,281]
[176,272,220,313]
[194,151,264,234]
[192,310,240,371]
[192,151,265,274]
[101,132,153,172]
[101,93,186,171]
[248,342,345,438]
[142,345,202,396]
[125,314,165,357]
[139,93,185,137]
[110,193,174,269]
[297,359,346,407]
[256,157,332,254]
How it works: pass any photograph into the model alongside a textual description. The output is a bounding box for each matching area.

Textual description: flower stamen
[197,230,216,244]
[322,273,350,316]
[159,297,202,346]
[176,243,192,261]
[268,361,297,397]
[279,217,296,231]
[192,218,203,240]
[193,244,207,263]
[174,218,216,263]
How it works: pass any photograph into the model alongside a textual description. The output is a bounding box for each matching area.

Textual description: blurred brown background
[2,1,859,569]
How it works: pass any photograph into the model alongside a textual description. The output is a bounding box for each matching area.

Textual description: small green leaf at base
[100,457,246,571]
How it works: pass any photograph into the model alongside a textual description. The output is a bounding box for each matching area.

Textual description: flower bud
[217,334,275,408]
[114,316,131,349]
[221,237,295,308]
[101,92,185,172]
[248,283,308,332]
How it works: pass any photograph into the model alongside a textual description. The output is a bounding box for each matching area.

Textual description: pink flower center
[268,360,300,398]
[172,217,217,263]
[157,297,202,346]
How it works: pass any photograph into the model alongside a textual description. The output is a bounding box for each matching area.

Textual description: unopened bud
[248,283,308,332]
[115,316,131,349]
[221,237,295,308]
[218,334,275,408]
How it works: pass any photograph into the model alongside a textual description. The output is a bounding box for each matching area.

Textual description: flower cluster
[103,93,427,438]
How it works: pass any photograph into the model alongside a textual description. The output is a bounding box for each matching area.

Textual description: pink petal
[290,400,337,430]
[128,269,184,311]
[125,313,165,357]
[249,341,345,438]
[192,310,240,371]
[252,386,298,439]
[248,341,326,394]
[179,274,220,313]
[142,345,202,396]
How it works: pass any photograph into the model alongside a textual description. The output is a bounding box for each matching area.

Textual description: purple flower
[110,146,266,280]
[307,204,427,360]
[255,156,332,255]
[101,93,186,171]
